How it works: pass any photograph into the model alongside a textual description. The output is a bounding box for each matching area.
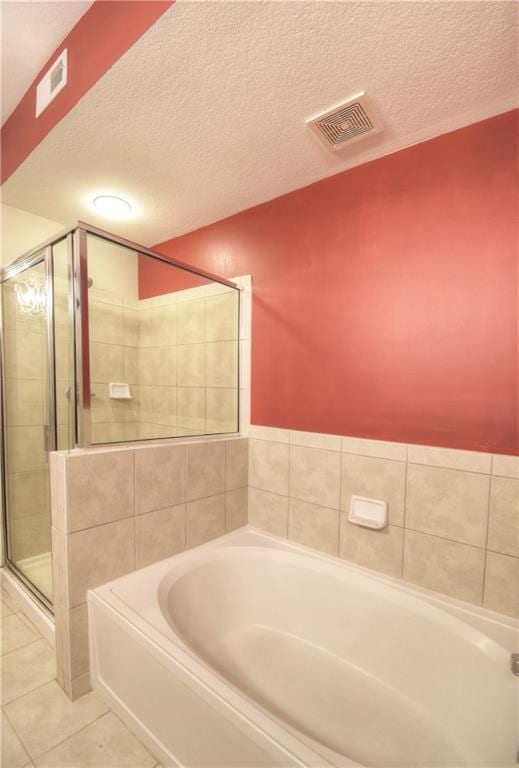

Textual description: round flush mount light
[92,194,132,219]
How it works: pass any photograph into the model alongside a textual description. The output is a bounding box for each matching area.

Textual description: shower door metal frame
[72,221,241,449]
[0,244,61,613]
[0,221,241,603]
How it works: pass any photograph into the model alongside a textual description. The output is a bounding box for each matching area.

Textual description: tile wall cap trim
[406,462,492,483]
[251,426,519,470]
[249,425,290,443]
[52,434,247,461]
[231,274,252,289]
[341,436,407,462]
[407,444,492,474]
[289,431,342,452]
[492,454,519,479]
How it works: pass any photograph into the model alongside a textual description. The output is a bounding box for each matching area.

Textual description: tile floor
[1,583,162,768]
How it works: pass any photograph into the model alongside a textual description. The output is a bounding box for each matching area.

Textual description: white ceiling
[1,0,517,246]
[1,0,93,124]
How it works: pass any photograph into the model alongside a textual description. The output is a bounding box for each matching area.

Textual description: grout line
[132,448,136,569]
[27,709,111,762]
[480,472,493,605]
[337,451,344,557]
[401,455,408,578]
[485,547,519,561]
[1,670,56,711]
[406,461,492,477]
[403,525,487,552]
[0,636,44,660]
[285,444,291,538]
[224,440,229,532]
[184,445,188,548]
[2,703,35,757]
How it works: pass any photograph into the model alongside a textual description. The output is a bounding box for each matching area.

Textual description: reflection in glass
[1,260,53,602]
[86,234,239,444]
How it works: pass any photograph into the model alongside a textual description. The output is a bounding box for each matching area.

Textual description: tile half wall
[248,426,519,621]
[50,437,248,699]
[50,427,517,699]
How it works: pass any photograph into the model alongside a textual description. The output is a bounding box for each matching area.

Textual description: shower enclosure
[0,223,240,611]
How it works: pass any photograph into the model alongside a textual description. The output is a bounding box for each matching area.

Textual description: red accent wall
[142,110,519,455]
[1,0,174,184]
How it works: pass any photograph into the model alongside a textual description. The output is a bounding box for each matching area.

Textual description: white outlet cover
[348,495,388,529]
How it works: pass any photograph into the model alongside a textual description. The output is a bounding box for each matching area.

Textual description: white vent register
[36,49,68,117]
[306,92,383,151]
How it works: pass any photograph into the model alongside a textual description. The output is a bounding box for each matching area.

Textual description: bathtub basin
[89,527,518,768]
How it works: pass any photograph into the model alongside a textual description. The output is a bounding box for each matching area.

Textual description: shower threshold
[16,551,52,603]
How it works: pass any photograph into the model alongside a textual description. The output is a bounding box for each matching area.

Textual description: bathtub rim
[97,525,519,653]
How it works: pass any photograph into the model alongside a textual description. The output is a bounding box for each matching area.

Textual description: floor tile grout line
[1,666,57,710]
[1,707,32,764]
[0,635,45,660]
[0,633,42,658]
[25,708,112,763]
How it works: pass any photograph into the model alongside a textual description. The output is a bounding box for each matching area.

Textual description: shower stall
[0,223,240,612]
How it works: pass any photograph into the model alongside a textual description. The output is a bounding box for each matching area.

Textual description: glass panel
[1,258,53,603]
[86,233,239,444]
[53,237,76,451]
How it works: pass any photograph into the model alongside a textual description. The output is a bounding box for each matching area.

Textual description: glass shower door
[1,253,54,606]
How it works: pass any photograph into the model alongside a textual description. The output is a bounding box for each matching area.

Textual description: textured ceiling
[2,0,517,245]
[1,0,93,124]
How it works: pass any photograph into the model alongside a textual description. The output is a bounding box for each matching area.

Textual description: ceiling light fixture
[93,194,132,219]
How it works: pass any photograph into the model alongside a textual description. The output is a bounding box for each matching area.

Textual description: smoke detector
[306,92,383,151]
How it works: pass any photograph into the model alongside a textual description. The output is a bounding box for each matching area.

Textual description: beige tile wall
[138,282,240,439]
[49,423,517,703]
[50,437,248,699]
[89,289,142,443]
[248,427,519,620]
[89,278,246,443]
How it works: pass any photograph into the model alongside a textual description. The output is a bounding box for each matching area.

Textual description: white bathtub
[89,528,518,768]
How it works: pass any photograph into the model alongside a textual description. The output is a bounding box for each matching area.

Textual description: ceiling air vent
[306,92,383,151]
[36,49,68,118]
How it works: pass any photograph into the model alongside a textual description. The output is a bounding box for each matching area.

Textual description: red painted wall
[143,111,518,455]
[1,0,174,184]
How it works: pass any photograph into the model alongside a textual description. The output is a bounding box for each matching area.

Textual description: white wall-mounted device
[109,382,132,400]
[348,495,388,529]
[36,49,68,117]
